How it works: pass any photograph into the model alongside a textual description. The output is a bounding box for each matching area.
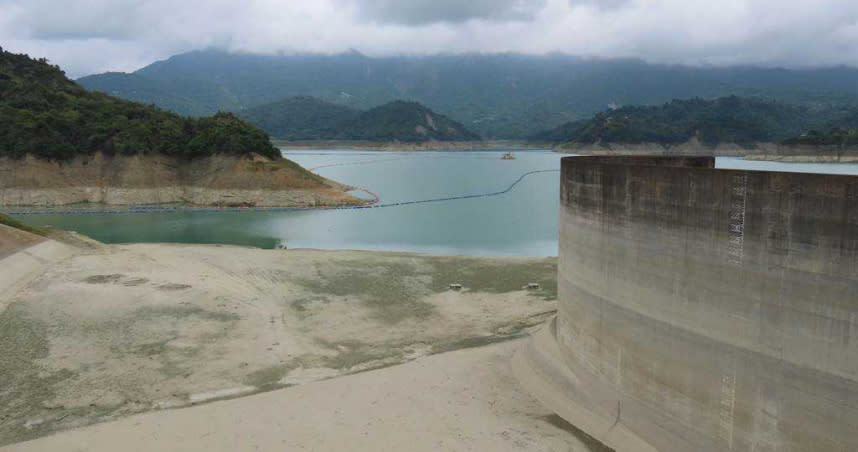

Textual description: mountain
[334,100,480,142]
[530,96,858,147]
[0,47,279,160]
[78,50,858,139]
[238,96,360,140]
[240,98,479,142]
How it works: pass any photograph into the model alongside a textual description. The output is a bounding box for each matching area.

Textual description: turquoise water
[715,157,858,175]
[19,150,564,256]
[15,151,858,256]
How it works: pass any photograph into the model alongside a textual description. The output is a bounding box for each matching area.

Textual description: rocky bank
[0,153,363,207]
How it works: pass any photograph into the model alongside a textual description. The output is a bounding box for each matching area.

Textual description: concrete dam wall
[514,156,858,451]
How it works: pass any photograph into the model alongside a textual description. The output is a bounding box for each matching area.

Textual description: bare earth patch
[3,340,605,452]
[0,244,557,446]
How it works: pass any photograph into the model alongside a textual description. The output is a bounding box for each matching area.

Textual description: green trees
[240,98,481,142]
[783,128,858,147]
[239,97,360,140]
[530,96,837,146]
[333,101,481,142]
[187,112,277,157]
[0,49,280,160]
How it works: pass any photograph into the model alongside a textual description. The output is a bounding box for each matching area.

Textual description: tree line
[0,48,280,160]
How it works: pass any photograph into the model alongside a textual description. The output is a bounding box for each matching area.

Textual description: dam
[514,156,858,451]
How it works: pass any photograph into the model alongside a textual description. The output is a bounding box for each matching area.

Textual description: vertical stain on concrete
[727,173,748,266]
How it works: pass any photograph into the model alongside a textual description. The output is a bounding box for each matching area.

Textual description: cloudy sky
[1,0,857,78]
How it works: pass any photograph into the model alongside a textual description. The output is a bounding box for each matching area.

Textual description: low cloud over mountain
[1,0,857,77]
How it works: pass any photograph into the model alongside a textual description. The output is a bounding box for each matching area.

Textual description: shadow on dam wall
[513,156,858,452]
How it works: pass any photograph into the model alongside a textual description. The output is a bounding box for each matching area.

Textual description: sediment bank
[0,153,362,207]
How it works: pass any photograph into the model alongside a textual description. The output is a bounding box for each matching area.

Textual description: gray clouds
[0,0,149,40]
[1,0,857,78]
[568,0,630,11]
[339,0,547,24]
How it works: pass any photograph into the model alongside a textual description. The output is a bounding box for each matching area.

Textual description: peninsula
[0,49,361,208]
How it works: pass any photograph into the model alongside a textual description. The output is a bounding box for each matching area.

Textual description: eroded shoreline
[0,153,365,209]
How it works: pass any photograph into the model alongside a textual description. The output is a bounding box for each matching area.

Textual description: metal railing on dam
[513,156,857,452]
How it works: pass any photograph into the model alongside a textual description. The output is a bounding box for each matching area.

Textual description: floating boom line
[6,169,560,216]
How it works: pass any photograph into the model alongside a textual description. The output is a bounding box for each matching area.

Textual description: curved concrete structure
[514,156,858,451]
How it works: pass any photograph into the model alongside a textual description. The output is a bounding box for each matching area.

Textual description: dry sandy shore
[3,339,606,452]
[0,237,586,449]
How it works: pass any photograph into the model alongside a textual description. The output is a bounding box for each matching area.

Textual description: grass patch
[83,274,124,284]
[0,302,77,446]
[244,365,292,389]
[432,335,518,354]
[130,340,171,357]
[290,296,330,314]
[294,262,435,324]
[427,258,557,300]
[293,257,557,324]
[122,278,149,287]
[134,305,240,323]
[157,283,192,291]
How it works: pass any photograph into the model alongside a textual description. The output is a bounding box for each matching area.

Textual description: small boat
[501,152,515,160]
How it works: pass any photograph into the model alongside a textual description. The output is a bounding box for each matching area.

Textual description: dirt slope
[0,153,362,207]
[0,223,43,259]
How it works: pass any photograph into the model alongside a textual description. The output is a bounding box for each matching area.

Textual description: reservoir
[15,151,858,256]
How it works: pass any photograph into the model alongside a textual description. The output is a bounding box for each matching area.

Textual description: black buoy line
[6,168,560,216]
[308,157,409,171]
[359,168,559,209]
[305,153,509,171]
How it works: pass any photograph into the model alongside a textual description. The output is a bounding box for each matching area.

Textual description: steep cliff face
[0,153,363,207]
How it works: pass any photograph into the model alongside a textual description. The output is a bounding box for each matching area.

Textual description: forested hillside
[78,50,858,139]
[783,128,858,147]
[337,101,480,142]
[238,97,360,140]
[240,98,480,142]
[0,48,279,160]
[531,96,858,147]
